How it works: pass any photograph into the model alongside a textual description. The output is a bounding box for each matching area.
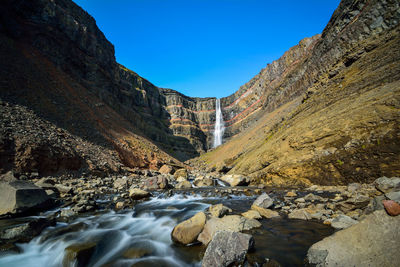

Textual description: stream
[0,192,334,267]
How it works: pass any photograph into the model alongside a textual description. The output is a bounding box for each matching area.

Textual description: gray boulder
[202,231,254,267]
[252,193,274,209]
[219,174,249,187]
[374,176,400,193]
[0,181,52,216]
[307,210,400,267]
[330,215,358,229]
[198,215,260,245]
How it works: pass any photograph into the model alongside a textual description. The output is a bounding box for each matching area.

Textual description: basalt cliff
[1,0,399,184]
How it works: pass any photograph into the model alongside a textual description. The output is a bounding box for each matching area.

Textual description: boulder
[174,169,188,179]
[374,176,400,193]
[175,180,192,189]
[251,206,280,219]
[288,208,313,220]
[307,210,400,267]
[193,176,213,187]
[202,231,254,267]
[171,211,206,245]
[159,164,174,175]
[197,215,261,245]
[143,176,169,190]
[330,215,358,229]
[209,204,232,218]
[115,201,125,209]
[241,210,262,220]
[176,176,187,183]
[129,188,151,200]
[304,193,325,202]
[383,200,400,216]
[0,217,56,242]
[63,242,96,267]
[220,174,249,187]
[252,193,274,209]
[0,181,52,216]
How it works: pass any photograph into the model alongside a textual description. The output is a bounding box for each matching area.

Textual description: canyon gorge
[1,0,400,266]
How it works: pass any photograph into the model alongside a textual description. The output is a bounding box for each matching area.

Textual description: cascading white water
[213,98,225,148]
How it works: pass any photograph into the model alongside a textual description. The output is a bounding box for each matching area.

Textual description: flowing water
[0,193,334,267]
[213,98,224,148]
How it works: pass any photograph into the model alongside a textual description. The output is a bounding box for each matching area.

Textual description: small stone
[159,164,174,175]
[286,191,297,197]
[383,200,400,216]
[129,188,150,200]
[295,198,305,203]
[115,201,125,209]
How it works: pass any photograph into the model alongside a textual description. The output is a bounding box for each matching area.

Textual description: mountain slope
[197,0,400,185]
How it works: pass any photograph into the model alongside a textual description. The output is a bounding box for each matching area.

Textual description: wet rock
[220,175,249,187]
[174,169,188,179]
[241,210,262,220]
[159,164,174,175]
[383,200,400,216]
[171,211,206,245]
[176,180,192,189]
[252,193,274,209]
[115,201,125,209]
[63,242,96,267]
[374,176,400,193]
[123,247,154,259]
[202,231,254,267]
[288,208,313,220]
[176,176,188,183]
[331,215,358,229]
[129,188,151,200]
[0,181,52,216]
[307,210,400,266]
[60,209,77,218]
[252,206,280,219]
[198,215,261,245]
[209,204,232,218]
[0,217,56,242]
[40,222,87,242]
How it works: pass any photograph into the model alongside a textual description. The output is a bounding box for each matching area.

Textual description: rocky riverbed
[1,169,399,266]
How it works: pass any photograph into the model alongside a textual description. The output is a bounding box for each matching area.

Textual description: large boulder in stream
[0,181,52,216]
[197,215,261,245]
[307,210,400,267]
[63,242,97,267]
[202,231,254,267]
[219,174,249,187]
[251,193,279,218]
[171,212,206,245]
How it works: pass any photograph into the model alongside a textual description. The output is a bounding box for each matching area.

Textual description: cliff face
[198,0,400,185]
[1,0,399,182]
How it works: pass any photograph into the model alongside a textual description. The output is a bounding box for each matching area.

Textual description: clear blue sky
[74,0,340,98]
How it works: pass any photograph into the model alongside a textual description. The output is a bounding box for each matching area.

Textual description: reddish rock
[383,200,400,216]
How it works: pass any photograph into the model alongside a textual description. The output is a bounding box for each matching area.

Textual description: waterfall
[213,98,225,148]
